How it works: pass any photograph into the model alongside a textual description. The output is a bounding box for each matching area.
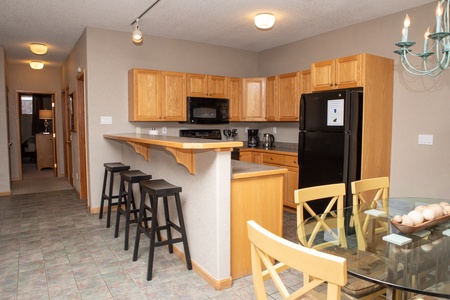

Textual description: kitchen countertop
[239,145,297,155]
[231,160,287,179]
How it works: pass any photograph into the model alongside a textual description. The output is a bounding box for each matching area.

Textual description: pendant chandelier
[394,1,450,77]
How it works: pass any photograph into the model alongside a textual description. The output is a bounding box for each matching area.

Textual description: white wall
[0,47,11,194]
[259,3,450,199]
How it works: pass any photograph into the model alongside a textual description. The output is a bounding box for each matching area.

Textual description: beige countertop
[231,160,287,179]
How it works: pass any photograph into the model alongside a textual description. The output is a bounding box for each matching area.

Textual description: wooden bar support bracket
[165,147,195,174]
[127,141,149,161]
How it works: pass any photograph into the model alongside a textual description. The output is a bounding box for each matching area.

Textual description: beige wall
[6,64,62,181]
[259,3,450,199]
[0,47,10,194]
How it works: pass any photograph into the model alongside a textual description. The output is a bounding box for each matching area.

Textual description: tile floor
[0,186,303,300]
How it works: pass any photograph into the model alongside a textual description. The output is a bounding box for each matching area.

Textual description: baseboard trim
[0,190,12,196]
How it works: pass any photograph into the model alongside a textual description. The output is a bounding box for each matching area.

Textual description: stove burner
[179,129,221,140]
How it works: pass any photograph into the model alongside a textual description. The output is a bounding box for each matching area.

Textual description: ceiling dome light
[30,61,44,70]
[254,13,275,30]
[132,19,143,43]
[30,43,48,55]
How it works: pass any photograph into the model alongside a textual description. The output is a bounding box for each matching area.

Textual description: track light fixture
[132,19,143,43]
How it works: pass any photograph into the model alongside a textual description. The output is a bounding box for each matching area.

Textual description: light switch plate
[101,116,112,124]
[418,134,433,145]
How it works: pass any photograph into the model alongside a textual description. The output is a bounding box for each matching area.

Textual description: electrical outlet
[418,134,433,145]
[162,127,167,134]
[273,127,277,134]
[245,127,249,133]
[100,116,112,124]
[136,127,141,134]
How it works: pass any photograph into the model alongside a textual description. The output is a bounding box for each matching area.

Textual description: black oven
[185,97,229,124]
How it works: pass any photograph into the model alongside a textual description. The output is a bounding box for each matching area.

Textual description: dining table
[297,197,450,299]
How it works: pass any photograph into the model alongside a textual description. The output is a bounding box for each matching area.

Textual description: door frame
[76,71,88,202]
[14,90,57,181]
[61,85,73,185]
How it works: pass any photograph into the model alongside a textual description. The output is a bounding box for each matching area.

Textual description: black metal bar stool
[133,179,192,280]
[114,170,152,250]
[99,162,130,228]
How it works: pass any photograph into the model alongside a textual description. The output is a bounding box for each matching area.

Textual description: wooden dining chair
[295,183,387,300]
[295,183,348,250]
[351,176,390,251]
[247,220,347,300]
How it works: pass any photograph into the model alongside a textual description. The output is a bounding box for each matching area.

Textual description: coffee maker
[248,129,259,147]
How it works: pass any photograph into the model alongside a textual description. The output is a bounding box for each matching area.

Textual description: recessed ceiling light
[30,43,48,55]
[30,61,44,70]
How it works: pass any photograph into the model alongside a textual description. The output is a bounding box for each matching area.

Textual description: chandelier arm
[401,52,442,76]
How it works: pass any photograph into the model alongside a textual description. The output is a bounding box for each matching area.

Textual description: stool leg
[162,197,173,253]
[124,180,134,250]
[106,171,115,228]
[99,168,108,219]
[174,193,192,270]
[114,177,125,238]
[147,195,159,281]
[133,188,146,262]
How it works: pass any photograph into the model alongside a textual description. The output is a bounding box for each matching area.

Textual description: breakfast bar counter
[103,133,285,289]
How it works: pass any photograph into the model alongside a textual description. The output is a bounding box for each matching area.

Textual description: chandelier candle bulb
[436,2,443,33]
[424,27,430,53]
[402,14,410,42]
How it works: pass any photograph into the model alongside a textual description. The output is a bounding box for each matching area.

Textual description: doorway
[17,92,56,180]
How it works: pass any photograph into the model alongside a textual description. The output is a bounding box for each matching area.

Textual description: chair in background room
[351,176,390,251]
[247,220,347,300]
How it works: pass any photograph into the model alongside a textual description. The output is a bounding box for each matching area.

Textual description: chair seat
[104,162,130,172]
[342,275,384,298]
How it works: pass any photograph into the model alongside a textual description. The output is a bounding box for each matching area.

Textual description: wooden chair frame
[351,177,389,251]
[247,220,347,300]
[295,183,348,250]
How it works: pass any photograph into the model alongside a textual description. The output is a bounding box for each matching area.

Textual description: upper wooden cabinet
[300,70,311,94]
[128,69,186,121]
[277,72,300,121]
[186,73,227,98]
[311,54,362,91]
[227,77,242,122]
[265,76,277,122]
[242,77,266,121]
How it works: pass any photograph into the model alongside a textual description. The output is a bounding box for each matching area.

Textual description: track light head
[132,19,143,43]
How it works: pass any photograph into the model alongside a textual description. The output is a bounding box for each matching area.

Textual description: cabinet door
[128,69,160,121]
[208,75,228,98]
[311,59,335,91]
[265,76,277,121]
[285,166,299,208]
[300,70,311,94]
[186,73,208,97]
[239,151,252,162]
[228,77,241,121]
[242,78,266,121]
[278,72,299,121]
[160,71,186,121]
[335,54,362,89]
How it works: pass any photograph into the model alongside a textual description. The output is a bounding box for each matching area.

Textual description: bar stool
[114,170,152,250]
[99,162,130,228]
[133,179,192,280]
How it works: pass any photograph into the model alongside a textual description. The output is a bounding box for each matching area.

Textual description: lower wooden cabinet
[240,149,299,208]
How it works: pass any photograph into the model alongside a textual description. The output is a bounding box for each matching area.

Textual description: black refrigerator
[298,88,363,209]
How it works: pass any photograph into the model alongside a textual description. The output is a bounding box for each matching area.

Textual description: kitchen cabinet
[242,77,266,121]
[265,76,277,122]
[277,72,300,121]
[311,54,362,91]
[186,73,227,98]
[128,69,186,121]
[239,151,261,164]
[36,133,54,171]
[262,152,299,208]
[227,77,241,121]
[300,70,311,94]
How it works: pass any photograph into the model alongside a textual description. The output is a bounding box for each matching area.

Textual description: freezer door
[300,91,347,133]
[298,131,346,188]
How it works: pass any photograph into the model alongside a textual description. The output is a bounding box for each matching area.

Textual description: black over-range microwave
[185,97,229,124]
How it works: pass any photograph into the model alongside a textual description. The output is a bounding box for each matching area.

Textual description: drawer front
[284,155,299,167]
[263,153,284,165]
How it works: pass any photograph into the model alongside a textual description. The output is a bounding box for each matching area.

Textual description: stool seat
[99,162,130,228]
[120,170,153,182]
[133,179,191,280]
[141,179,182,196]
[104,162,130,172]
[114,170,153,250]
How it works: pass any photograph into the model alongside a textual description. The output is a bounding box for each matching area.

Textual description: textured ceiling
[0,0,435,67]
